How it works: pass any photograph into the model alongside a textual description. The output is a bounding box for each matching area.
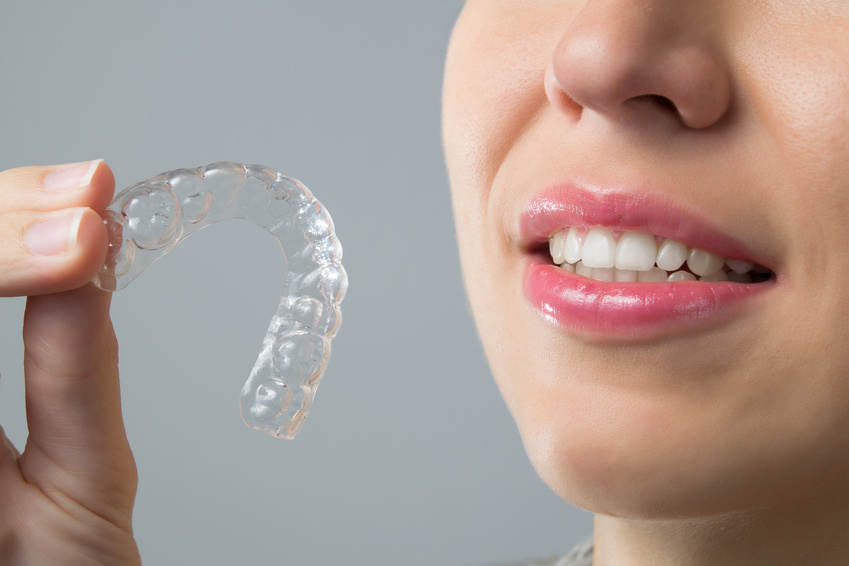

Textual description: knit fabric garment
[495,539,593,566]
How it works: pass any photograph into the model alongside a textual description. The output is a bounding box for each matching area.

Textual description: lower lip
[524,260,774,341]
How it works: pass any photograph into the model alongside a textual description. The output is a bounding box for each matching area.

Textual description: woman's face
[443,1,849,519]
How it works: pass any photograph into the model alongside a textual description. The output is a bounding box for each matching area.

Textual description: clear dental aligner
[549,227,773,283]
[93,162,347,439]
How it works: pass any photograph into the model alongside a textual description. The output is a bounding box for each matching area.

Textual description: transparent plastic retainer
[93,162,347,439]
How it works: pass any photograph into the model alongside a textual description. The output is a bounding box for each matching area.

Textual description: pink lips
[520,186,775,341]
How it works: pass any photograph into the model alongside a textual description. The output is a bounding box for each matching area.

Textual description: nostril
[651,95,677,112]
[546,1,732,131]
[632,94,678,113]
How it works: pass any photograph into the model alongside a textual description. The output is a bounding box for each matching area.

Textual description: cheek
[740,11,849,222]
[741,18,849,375]
[443,8,558,359]
[442,7,552,386]
[443,6,553,210]
[752,55,849,196]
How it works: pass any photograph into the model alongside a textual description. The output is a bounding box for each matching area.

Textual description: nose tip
[545,4,732,130]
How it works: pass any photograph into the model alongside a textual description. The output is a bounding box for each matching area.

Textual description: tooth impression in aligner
[93,162,347,439]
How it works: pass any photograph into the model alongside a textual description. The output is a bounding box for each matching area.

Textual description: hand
[0,161,141,565]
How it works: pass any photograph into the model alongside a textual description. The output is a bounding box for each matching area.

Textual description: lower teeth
[557,260,770,283]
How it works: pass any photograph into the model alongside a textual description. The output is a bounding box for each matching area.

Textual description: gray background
[0,2,592,564]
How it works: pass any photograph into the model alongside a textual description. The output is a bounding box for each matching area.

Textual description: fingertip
[74,207,110,281]
[88,159,117,211]
[46,159,116,211]
[52,206,109,290]
[6,207,110,296]
[0,160,117,214]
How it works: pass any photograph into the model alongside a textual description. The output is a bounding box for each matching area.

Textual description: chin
[508,374,840,522]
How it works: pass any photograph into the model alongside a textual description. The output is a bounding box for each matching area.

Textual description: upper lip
[519,183,775,270]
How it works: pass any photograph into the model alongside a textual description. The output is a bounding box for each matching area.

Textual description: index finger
[0,160,115,215]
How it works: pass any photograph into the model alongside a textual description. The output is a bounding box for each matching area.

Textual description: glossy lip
[521,186,772,265]
[520,185,777,341]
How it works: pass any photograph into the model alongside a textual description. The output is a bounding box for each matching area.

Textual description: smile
[520,186,779,341]
[548,227,773,283]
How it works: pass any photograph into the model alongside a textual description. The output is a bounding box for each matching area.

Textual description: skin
[444,1,849,564]
[0,162,140,565]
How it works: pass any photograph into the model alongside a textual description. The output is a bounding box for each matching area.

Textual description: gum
[93,162,347,439]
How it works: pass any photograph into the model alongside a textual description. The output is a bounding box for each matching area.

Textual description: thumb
[18,284,136,530]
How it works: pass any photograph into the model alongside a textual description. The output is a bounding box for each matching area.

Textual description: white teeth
[655,239,688,271]
[564,227,583,264]
[615,231,658,272]
[614,268,638,282]
[581,229,616,268]
[591,267,615,282]
[667,270,697,282]
[727,271,751,283]
[548,228,768,283]
[687,248,724,277]
[637,267,668,282]
[725,258,754,274]
[549,231,566,265]
[699,270,729,282]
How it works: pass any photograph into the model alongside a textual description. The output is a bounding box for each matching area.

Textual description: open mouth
[547,227,775,284]
[519,186,778,340]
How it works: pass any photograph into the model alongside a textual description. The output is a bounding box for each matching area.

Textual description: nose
[545,1,731,130]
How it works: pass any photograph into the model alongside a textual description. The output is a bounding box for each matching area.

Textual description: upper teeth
[549,227,761,283]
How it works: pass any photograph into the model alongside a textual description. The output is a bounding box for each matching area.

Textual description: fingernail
[43,160,101,192]
[25,209,85,256]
